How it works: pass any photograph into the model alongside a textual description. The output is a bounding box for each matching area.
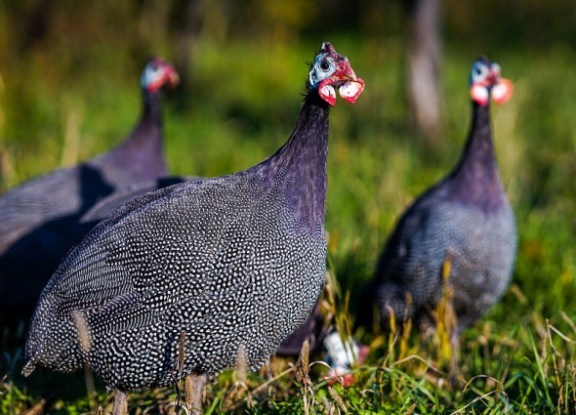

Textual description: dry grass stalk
[72,310,91,353]
[235,344,248,385]
[405,402,417,415]
[221,344,252,411]
[295,339,310,384]
[295,339,312,415]
[20,398,46,415]
[545,319,576,412]
[60,108,82,167]
[327,385,348,413]
[178,330,187,380]
[433,256,458,369]
[72,310,97,412]
[321,395,336,415]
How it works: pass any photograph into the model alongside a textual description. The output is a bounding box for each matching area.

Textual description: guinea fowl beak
[333,60,365,104]
[165,67,180,90]
[488,64,513,105]
[486,70,499,86]
[331,60,356,83]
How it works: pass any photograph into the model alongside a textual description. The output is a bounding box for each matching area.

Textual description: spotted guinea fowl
[366,57,516,333]
[0,58,179,320]
[81,175,326,360]
[81,179,326,359]
[23,42,364,414]
[81,178,326,359]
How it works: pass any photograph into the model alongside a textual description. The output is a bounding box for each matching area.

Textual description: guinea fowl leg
[112,389,128,415]
[185,374,205,414]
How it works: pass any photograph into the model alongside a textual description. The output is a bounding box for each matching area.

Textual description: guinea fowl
[0,58,179,320]
[80,178,325,359]
[23,43,364,414]
[366,57,516,333]
[81,180,325,358]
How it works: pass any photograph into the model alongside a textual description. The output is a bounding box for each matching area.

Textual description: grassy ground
[1,36,575,414]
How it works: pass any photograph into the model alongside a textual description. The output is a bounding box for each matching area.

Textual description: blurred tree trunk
[405,0,442,143]
[21,0,52,51]
[171,0,204,107]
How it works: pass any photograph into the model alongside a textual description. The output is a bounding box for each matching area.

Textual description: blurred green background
[0,0,575,412]
[1,0,574,313]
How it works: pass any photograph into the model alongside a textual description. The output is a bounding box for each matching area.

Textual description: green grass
[1,32,575,414]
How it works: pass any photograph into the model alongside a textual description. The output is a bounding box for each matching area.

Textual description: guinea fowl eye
[471,64,488,83]
[320,60,331,72]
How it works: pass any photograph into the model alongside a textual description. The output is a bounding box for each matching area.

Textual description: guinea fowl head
[469,57,513,107]
[140,57,180,94]
[308,42,365,106]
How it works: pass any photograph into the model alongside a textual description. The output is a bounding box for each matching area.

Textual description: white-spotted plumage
[23,43,364,403]
[366,57,516,332]
[0,58,178,320]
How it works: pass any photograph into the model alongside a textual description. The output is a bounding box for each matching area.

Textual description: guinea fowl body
[370,59,516,331]
[23,43,364,399]
[80,178,324,359]
[0,58,178,318]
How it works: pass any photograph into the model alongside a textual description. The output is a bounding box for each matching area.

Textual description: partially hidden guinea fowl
[23,42,364,415]
[0,58,179,320]
[365,57,516,333]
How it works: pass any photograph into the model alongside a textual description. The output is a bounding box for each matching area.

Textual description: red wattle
[470,84,490,107]
[339,78,365,104]
[492,78,514,105]
[319,81,337,106]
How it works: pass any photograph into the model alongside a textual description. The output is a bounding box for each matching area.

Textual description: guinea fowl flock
[0,58,180,321]
[0,43,518,414]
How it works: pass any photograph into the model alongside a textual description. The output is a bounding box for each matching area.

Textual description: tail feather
[23,293,84,375]
[21,360,36,377]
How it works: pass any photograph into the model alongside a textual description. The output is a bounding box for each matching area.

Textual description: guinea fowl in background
[364,57,516,337]
[0,58,179,322]
[22,43,364,415]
